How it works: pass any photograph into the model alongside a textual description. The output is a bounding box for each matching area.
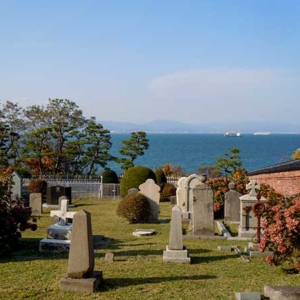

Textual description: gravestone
[139,179,160,222]
[30,193,42,214]
[50,199,76,225]
[46,186,72,205]
[224,182,242,223]
[183,174,202,220]
[60,210,103,293]
[238,180,266,239]
[191,178,214,236]
[163,205,190,263]
[40,199,75,252]
[11,171,22,199]
[58,196,68,210]
[176,176,187,210]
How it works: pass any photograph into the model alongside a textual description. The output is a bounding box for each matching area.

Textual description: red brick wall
[248,170,300,196]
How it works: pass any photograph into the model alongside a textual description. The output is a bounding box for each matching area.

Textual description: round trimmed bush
[116,192,150,223]
[101,168,119,183]
[120,166,156,198]
[154,168,167,185]
[160,182,176,202]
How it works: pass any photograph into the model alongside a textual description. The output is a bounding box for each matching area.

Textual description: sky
[0,1,299,125]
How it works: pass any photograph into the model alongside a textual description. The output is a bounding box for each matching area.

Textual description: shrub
[154,168,167,185]
[260,189,300,270]
[0,167,37,258]
[28,179,47,194]
[120,166,156,198]
[101,168,119,183]
[116,192,150,223]
[160,182,176,202]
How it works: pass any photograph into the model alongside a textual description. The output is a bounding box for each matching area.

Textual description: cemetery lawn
[1,200,299,300]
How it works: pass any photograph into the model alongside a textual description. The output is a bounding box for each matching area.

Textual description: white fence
[24,176,181,199]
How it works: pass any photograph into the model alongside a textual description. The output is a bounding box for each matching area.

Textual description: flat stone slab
[218,246,233,252]
[184,234,227,240]
[39,238,70,252]
[60,271,103,293]
[133,229,156,236]
[235,292,261,300]
[264,285,300,300]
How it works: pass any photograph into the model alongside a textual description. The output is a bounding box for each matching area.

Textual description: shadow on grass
[98,274,217,292]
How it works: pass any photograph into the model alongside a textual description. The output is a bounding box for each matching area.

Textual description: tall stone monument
[163,205,190,263]
[224,182,242,223]
[238,180,266,239]
[60,210,102,293]
[191,176,214,236]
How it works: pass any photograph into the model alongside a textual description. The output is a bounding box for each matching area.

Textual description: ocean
[106,133,300,175]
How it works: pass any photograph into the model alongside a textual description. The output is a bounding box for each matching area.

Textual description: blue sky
[0,1,299,124]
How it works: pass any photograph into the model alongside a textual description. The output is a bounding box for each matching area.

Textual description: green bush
[160,182,176,202]
[120,166,156,198]
[28,179,47,194]
[116,192,150,223]
[154,168,167,185]
[101,168,119,183]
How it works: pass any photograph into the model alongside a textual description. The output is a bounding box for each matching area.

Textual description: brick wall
[248,170,300,196]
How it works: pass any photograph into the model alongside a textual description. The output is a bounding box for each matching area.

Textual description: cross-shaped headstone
[246,180,260,197]
[50,199,76,225]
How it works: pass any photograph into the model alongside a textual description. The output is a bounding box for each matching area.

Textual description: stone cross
[50,199,76,225]
[246,180,260,197]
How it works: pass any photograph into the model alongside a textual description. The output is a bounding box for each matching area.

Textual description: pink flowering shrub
[260,187,300,269]
[206,170,248,214]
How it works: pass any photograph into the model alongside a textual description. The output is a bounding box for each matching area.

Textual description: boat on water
[224,132,243,137]
[254,132,271,135]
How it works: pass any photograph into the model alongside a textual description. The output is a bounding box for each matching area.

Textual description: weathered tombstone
[224,182,242,223]
[183,174,202,220]
[191,177,214,236]
[176,176,187,210]
[139,179,160,222]
[163,205,190,263]
[46,186,72,206]
[11,171,22,199]
[238,180,266,239]
[30,193,42,214]
[60,210,103,293]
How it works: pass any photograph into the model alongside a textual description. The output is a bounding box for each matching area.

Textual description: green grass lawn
[1,199,299,300]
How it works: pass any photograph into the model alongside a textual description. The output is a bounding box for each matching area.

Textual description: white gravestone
[183,174,201,220]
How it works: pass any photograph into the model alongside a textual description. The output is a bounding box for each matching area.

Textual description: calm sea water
[106,133,300,175]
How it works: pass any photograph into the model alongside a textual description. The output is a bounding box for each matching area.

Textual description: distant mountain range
[98,119,300,134]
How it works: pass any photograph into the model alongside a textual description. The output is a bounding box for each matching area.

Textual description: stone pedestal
[245,242,273,258]
[60,271,103,293]
[47,223,72,240]
[39,238,71,252]
[163,246,191,263]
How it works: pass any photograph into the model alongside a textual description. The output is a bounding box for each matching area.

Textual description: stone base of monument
[264,285,300,300]
[163,246,191,263]
[39,238,70,252]
[238,226,257,239]
[245,242,274,258]
[60,271,103,293]
[47,223,72,240]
